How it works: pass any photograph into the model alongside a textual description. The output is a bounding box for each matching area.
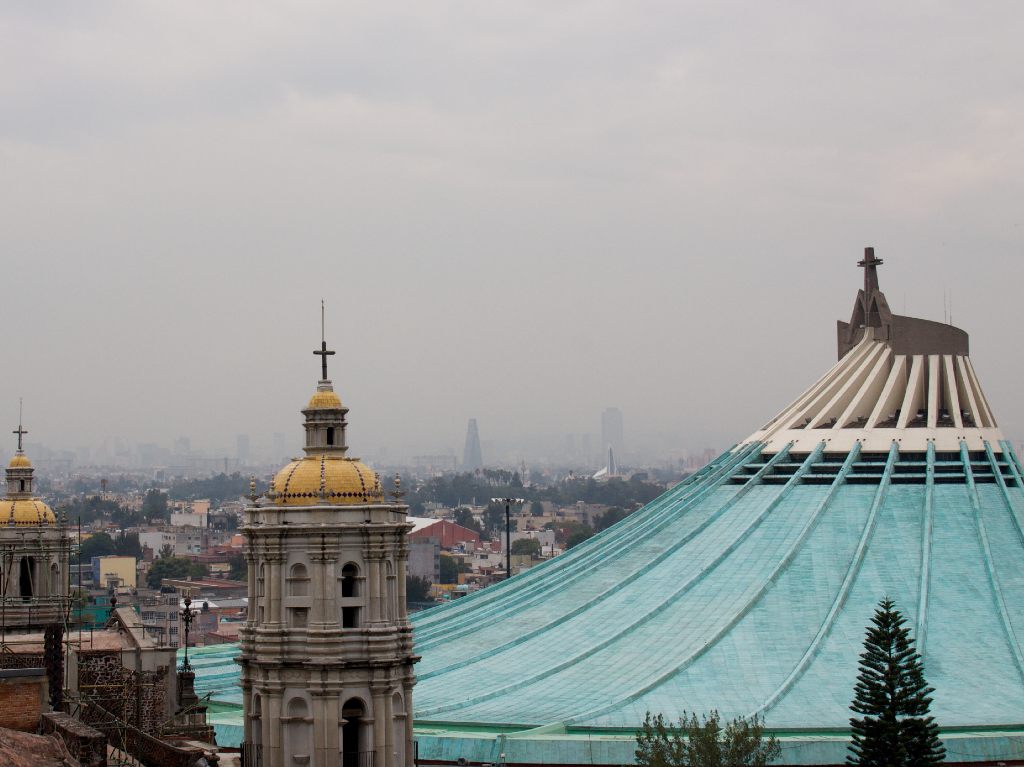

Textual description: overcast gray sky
[2,2,1023,461]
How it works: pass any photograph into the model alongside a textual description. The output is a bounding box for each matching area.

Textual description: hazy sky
[2,2,1024,460]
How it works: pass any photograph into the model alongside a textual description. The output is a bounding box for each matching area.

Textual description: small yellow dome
[8,454,31,469]
[307,390,343,410]
[270,455,383,506]
[1,499,55,526]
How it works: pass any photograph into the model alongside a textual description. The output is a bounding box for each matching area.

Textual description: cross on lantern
[314,299,336,380]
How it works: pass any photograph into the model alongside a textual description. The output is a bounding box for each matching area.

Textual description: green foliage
[227,552,247,581]
[511,538,542,556]
[145,556,209,589]
[78,532,115,563]
[594,506,630,532]
[59,495,124,527]
[158,544,175,559]
[406,575,432,603]
[636,710,781,767]
[142,489,169,522]
[530,501,545,517]
[439,554,467,584]
[483,502,507,536]
[847,598,945,766]
[113,532,142,558]
[556,520,594,549]
[167,472,251,505]
[453,508,484,537]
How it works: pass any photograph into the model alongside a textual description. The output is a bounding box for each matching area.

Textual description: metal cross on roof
[12,400,26,452]
[857,246,883,297]
[314,300,336,381]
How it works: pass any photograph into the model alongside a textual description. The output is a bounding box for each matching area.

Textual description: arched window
[327,427,335,446]
[341,563,360,628]
[288,563,309,597]
[341,698,366,767]
[19,557,34,600]
[341,563,359,598]
[251,694,263,747]
[285,697,312,767]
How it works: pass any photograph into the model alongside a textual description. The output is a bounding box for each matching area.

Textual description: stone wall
[0,669,47,732]
[40,711,107,767]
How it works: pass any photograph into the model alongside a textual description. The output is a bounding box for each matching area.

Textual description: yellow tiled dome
[2,498,55,525]
[270,455,383,506]
[307,390,343,410]
[8,454,31,468]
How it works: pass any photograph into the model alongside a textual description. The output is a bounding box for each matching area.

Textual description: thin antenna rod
[321,299,325,344]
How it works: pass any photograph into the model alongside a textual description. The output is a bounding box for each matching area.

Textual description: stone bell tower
[0,412,70,633]
[239,317,417,767]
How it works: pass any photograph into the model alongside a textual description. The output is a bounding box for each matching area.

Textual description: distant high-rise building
[601,407,624,461]
[236,434,250,465]
[272,431,286,462]
[462,418,483,471]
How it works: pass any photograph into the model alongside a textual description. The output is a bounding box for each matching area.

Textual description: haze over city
[3,3,1024,463]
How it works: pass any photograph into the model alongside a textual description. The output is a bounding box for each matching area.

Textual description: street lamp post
[491,497,524,580]
[180,595,194,672]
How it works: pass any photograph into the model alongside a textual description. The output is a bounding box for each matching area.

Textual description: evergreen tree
[848,598,944,766]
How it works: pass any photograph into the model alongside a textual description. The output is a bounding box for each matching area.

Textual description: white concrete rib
[742,339,1004,453]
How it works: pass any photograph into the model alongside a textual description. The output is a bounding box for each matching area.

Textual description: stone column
[247,552,258,620]
[367,556,381,624]
[403,681,415,767]
[266,689,284,767]
[396,543,409,622]
[383,686,395,767]
[313,692,329,767]
[372,685,387,767]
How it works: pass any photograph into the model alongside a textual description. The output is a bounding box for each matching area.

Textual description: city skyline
[3,4,1024,464]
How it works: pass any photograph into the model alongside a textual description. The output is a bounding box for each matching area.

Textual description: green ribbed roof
[410,440,1024,763]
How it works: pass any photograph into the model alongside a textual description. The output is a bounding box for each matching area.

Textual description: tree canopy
[145,556,209,589]
[636,710,780,767]
[847,598,944,766]
[511,538,542,556]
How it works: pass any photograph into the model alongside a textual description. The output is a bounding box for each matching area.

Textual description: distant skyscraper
[462,418,483,471]
[236,434,250,465]
[601,407,624,461]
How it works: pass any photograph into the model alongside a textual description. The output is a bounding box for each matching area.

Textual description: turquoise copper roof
[410,252,1024,764]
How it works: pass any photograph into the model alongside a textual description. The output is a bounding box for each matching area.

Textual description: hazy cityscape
[4,3,1024,767]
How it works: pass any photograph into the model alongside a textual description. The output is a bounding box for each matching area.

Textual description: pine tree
[847,598,945,766]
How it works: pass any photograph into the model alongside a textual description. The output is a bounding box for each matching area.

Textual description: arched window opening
[19,557,34,600]
[288,563,309,597]
[327,427,335,446]
[251,694,263,747]
[285,697,312,767]
[18,480,25,493]
[341,698,366,767]
[341,563,359,598]
[341,562,361,628]
[50,563,59,596]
